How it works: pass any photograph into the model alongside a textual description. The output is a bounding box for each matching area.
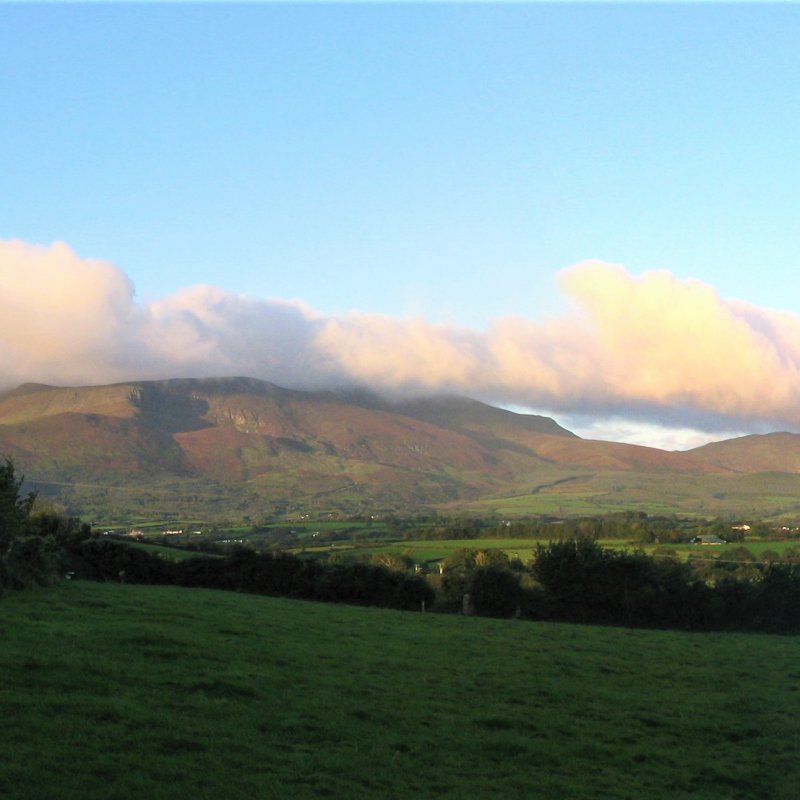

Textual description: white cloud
[2,239,799,447]
[561,417,749,452]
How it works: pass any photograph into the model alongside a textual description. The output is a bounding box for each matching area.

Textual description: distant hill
[0,378,558,512]
[689,432,800,473]
[2,377,799,520]
[389,395,576,440]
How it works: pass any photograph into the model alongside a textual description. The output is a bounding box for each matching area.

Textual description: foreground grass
[1,583,798,799]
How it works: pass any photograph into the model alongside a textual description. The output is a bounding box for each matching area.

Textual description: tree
[370,552,414,573]
[474,549,510,569]
[0,457,36,551]
[0,458,65,593]
[531,538,702,628]
[468,568,522,618]
[439,548,478,607]
[531,538,607,621]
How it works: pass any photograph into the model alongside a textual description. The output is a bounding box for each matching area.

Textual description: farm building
[689,535,727,546]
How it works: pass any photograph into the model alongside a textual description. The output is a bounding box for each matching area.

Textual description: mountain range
[2,377,799,521]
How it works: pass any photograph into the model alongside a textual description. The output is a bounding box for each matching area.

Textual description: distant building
[690,535,727,546]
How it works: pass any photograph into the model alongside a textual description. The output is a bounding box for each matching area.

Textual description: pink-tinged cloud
[556,263,800,422]
[1,239,799,436]
[0,240,142,386]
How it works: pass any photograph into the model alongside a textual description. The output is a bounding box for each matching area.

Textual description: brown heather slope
[688,432,800,473]
[389,395,719,473]
[0,377,731,481]
[0,412,191,477]
[173,382,527,485]
[389,395,575,443]
[0,382,139,424]
[0,379,554,497]
[522,434,722,473]
[2,377,785,517]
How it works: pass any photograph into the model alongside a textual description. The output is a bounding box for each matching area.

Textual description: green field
[463,491,684,517]
[128,541,215,561]
[459,470,800,519]
[299,537,578,564]
[296,534,800,569]
[1,582,798,799]
[295,537,543,563]
[648,539,800,562]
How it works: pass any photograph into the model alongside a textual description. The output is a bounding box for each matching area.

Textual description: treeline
[441,540,800,633]
[72,539,433,611]
[0,455,90,593]
[0,458,432,611]
[408,513,692,542]
[4,457,800,632]
[407,512,798,544]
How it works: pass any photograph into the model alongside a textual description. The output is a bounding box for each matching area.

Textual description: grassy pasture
[648,539,800,563]
[298,533,800,568]
[465,493,688,517]
[281,519,390,542]
[285,520,387,533]
[461,470,800,519]
[1,582,799,799]
[304,537,567,564]
[463,491,628,516]
[364,537,544,564]
[127,542,214,561]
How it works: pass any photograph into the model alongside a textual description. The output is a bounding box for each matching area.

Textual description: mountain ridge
[1,377,798,519]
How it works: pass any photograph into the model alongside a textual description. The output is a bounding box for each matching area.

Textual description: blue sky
[2,3,800,447]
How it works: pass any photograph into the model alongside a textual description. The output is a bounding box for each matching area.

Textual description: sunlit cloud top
[1,239,798,450]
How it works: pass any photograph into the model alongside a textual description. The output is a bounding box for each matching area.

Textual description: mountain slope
[689,432,800,474]
[2,377,797,519]
[389,395,575,440]
[0,379,552,506]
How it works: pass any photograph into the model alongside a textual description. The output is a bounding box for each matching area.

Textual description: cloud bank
[2,239,799,444]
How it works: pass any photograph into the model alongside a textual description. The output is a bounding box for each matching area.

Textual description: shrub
[468,568,522,618]
[0,458,68,593]
[1,535,61,592]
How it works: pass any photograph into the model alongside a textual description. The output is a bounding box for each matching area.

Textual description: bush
[753,564,800,633]
[74,539,173,584]
[468,568,522,618]
[0,457,36,551]
[0,458,69,593]
[532,539,708,629]
[0,535,61,592]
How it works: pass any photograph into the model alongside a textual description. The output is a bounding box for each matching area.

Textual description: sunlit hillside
[4,378,800,519]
